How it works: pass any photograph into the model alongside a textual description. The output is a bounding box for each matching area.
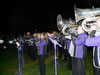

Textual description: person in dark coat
[36,32,47,75]
[65,39,72,70]
[85,18,100,75]
[71,26,88,75]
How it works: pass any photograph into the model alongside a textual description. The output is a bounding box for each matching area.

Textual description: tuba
[74,5,100,33]
[57,14,71,31]
[82,16,100,33]
[57,14,77,37]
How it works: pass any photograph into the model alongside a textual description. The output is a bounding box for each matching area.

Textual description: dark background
[1,0,100,34]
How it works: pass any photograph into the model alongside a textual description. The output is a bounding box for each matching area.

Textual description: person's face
[90,18,100,30]
[77,26,84,34]
[96,18,100,28]
[27,32,30,36]
[40,33,44,39]
[33,33,37,37]
[37,33,41,38]
[90,25,97,30]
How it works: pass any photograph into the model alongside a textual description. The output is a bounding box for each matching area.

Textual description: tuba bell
[82,16,100,33]
[74,5,100,33]
[57,14,64,31]
[57,14,71,31]
[57,14,77,36]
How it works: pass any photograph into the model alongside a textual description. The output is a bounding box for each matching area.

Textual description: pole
[15,40,24,75]
[54,44,57,75]
[14,46,22,75]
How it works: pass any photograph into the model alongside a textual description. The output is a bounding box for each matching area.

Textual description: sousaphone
[57,14,77,36]
[74,5,100,33]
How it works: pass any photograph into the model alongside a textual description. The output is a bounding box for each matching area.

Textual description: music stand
[48,34,62,75]
[15,40,24,75]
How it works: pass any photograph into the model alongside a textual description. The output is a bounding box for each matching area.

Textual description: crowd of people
[1,6,100,75]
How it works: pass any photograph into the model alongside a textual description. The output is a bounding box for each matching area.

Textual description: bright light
[0,40,4,44]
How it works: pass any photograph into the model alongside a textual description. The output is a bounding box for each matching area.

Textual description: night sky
[1,0,100,34]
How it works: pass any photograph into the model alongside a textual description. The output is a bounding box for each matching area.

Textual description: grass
[0,47,94,75]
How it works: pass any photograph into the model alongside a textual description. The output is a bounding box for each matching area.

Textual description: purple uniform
[85,36,100,68]
[73,32,88,58]
[65,39,71,50]
[37,40,47,55]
